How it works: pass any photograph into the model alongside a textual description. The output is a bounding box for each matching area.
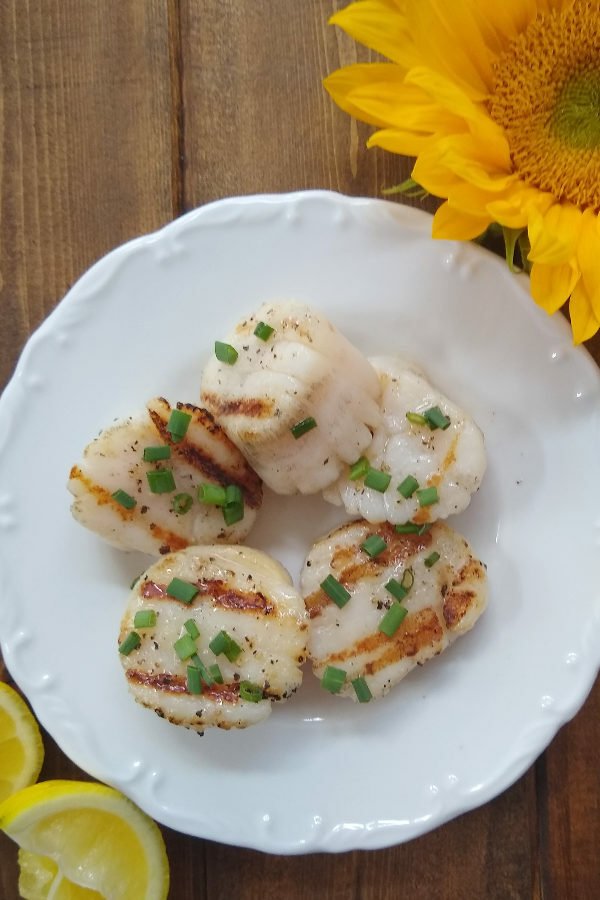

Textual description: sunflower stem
[382,177,428,199]
[502,227,525,273]
[517,231,532,275]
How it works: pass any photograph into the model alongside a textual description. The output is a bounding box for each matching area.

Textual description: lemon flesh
[0,781,169,900]
[0,682,44,803]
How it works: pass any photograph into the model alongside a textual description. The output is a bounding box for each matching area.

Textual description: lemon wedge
[0,780,170,900]
[0,682,44,803]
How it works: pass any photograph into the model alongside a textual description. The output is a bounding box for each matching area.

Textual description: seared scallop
[200,300,382,495]
[118,545,308,731]
[300,519,487,701]
[323,356,486,525]
[68,398,262,555]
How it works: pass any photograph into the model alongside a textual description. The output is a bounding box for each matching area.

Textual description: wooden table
[1,4,599,898]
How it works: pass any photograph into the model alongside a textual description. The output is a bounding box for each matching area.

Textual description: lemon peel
[0,682,44,803]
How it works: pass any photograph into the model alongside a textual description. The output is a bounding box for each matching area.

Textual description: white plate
[1,191,599,854]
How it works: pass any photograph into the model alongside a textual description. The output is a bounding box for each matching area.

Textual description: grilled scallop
[118,545,308,731]
[68,398,262,555]
[323,356,486,525]
[300,519,487,701]
[200,300,382,495]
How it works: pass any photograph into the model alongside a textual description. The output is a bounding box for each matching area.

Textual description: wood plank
[0,2,175,896]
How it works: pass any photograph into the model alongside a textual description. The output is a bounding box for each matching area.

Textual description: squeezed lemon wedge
[0,682,44,803]
[0,780,169,900]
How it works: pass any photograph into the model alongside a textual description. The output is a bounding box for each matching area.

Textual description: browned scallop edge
[304,521,433,619]
[69,465,188,555]
[140,578,277,614]
[148,398,262,508]
[442,556,486,629]
[200,391,275,422]
[124,670,288,703]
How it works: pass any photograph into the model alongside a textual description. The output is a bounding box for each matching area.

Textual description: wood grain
[1,2,599,899]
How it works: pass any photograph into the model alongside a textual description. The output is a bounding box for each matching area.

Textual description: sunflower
[324,0,600,343]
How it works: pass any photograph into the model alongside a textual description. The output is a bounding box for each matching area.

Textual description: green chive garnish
[349,456,369,481]
[133,610,156,628]
[424,551,441,568]
[253,321,274,341]
[225,485,242,505]
[239,681,263,703]
[209,630,242,662]
[143,446,171,462]
[184,618,200,640]
[398,475,419,498]
[395,521,420,534]
[173,492,193,514]
[190,653,214,686]
[385,578,408,602]
[379,602,408,637]
[222,503,244,526]
[418,523,431,535]
[197,483,227,505]
[146,469,176,494]
[416,486,438,507]
[352,676,372,703]
[321,665,346,693]
[406,411,428,425]
[424,406,451,430]
[209,663,224,684]
[166,577,199,605]
[215,341,238,364]
[401,567,414,590]
[320,574,351,608]
[174,633,197,660]
[364,467,391,492]
[291,417,317,439]
[167,408,192,442]
[187,665,203,695]
[112,489,136,510]
[118,631,141,655]
[361,535,387,558]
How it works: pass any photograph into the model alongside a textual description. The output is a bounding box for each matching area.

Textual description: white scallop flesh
[322,355,486,524]
[68,398,262,556]
[119,545,308,731]
[301,519,487,701]
[200,301,382,495]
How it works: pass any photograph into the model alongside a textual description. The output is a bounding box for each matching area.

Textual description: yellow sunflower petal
[530,260,579,315]
[569,279,600,344]
[349,79,465,133]
[329,0,420,70]
[324,64,409,128]
[413,134,514,197]
[527,203,584,266]
[431,201,491,240]
[367,127,432,157]
[576,209,600,318]
[486,187,553,229]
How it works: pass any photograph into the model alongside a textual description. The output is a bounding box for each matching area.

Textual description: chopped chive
[320,574,351,609]
[349,456,369,481]
[385,578,408,602]
[239,681,263,703]
[416,486,438,507]
[174,633,197,660]
[173,492,193,514]
[222,502,244,526]
[208,663,224,684]
[112,489,136,510]
[379,602,408,637]
[197,483,227,505]
[225,485,243,505]
[215,341,238,364]
[321,665,346,694]
[352,676,372,703]
[364,467,391,492]
[133,609,156,629]
[118,631,141,655]
[190,653,214,686]
[395,521,420,534]
[253,321,275,341]
[143,445,171,462]
[209,630,242,662]
[361,535,387,558]
[406,411,428,426]
[166,577,199,605]
[167,408,192,442]
[398,475,419,498]
[424,551,441,568]
[184,618,200,640]
[424,406,451,430]
[129,574,141,590]
[146,468,176,494]
[418,523,432,535]
[186,665,203,695]
[401,567,414,590]
[291,416,317,439]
